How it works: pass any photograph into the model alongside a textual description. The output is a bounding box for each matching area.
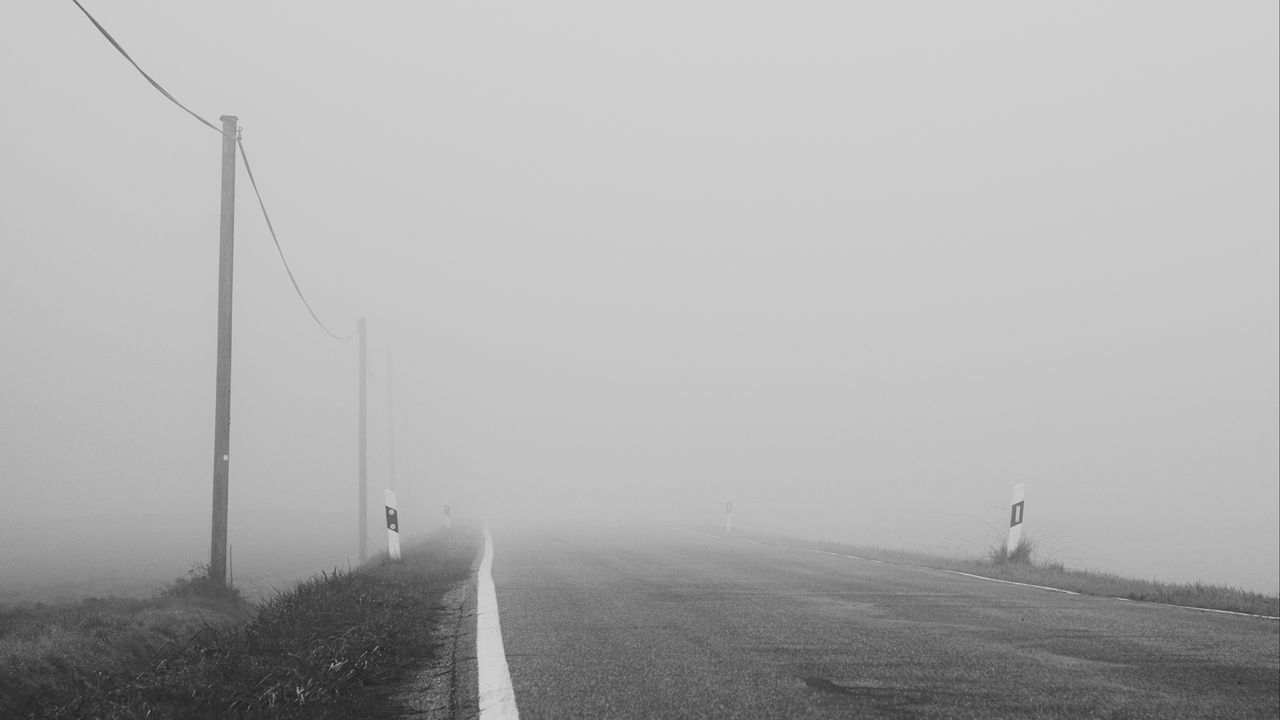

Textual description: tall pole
[358,316,368,563]
[209,115,238,587]
[387,347,396,491]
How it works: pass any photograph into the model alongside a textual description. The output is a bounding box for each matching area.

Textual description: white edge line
[1110,596,1280,620]
[668,527,1280,621]
[477,523,520,720]
[935,567,1079,595]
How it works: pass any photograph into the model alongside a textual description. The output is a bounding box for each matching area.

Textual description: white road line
[933,568,1079,595]
[924,566,1279,619]
[477,524,520,720]
[1112,596,1280,620]
[809,548,886,565]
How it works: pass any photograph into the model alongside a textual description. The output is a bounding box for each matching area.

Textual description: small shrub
[986,537,1035,565]
[160,564,247,606]
[1006,537,1034,564]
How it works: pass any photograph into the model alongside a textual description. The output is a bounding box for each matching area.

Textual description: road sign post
[385,489,401,561]
[1007,484,1026,557]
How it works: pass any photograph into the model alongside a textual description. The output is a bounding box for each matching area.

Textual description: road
[481,525,1278,719]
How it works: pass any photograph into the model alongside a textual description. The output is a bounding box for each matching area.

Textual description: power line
[69,0,226,136]
[238,138,359,341]
[70,0,358,342]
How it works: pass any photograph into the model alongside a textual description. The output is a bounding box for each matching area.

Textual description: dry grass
[989,536,1035,565]
[0,527,479,719]
[0,571,252,719]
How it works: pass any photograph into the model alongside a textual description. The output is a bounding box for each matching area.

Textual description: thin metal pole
[358,316,368,562]
[209,115,238,587]
[388,347,395,493]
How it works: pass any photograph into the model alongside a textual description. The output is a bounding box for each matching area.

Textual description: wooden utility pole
[358,316,368,562]
[209,115,238,587]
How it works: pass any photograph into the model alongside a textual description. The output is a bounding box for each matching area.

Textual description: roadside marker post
[725,500,734,534]
[1007,484,1025,555]
[443,501,453,529]
[385,489,401,561]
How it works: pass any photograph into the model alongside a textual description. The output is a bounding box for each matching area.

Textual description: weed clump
[987,537,1035,566]
[159,564,248,606]
[154,563,249,607]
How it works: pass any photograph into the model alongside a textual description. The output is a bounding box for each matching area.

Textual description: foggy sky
[2,2,1277,594]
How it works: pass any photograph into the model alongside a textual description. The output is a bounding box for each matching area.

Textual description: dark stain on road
[801,676,859,695]
[801,675,928,710]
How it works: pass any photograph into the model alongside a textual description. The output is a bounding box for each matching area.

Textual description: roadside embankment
[722,528,1280,618]
[0,525,480,719]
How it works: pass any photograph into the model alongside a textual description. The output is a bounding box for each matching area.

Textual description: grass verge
[739,530,1280,618]
[1,525,480,719]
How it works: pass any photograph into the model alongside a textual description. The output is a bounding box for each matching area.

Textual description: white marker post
[385,489,401,561]
[725,500,734,534]
[1007,484,1025,557]
[443,501,453,529]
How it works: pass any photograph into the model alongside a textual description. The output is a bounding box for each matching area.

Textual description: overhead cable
[238,138,359,341]
[70,0,358,341]
[69,0,226,136]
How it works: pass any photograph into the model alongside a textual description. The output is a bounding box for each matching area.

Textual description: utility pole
[387,347,396,494]
[358,316,368,563]
[209,115,238,587]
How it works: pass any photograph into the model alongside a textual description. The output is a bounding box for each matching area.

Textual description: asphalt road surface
[486,525,1279,719]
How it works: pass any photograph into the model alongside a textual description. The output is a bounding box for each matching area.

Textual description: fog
[2,2,1277,599]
